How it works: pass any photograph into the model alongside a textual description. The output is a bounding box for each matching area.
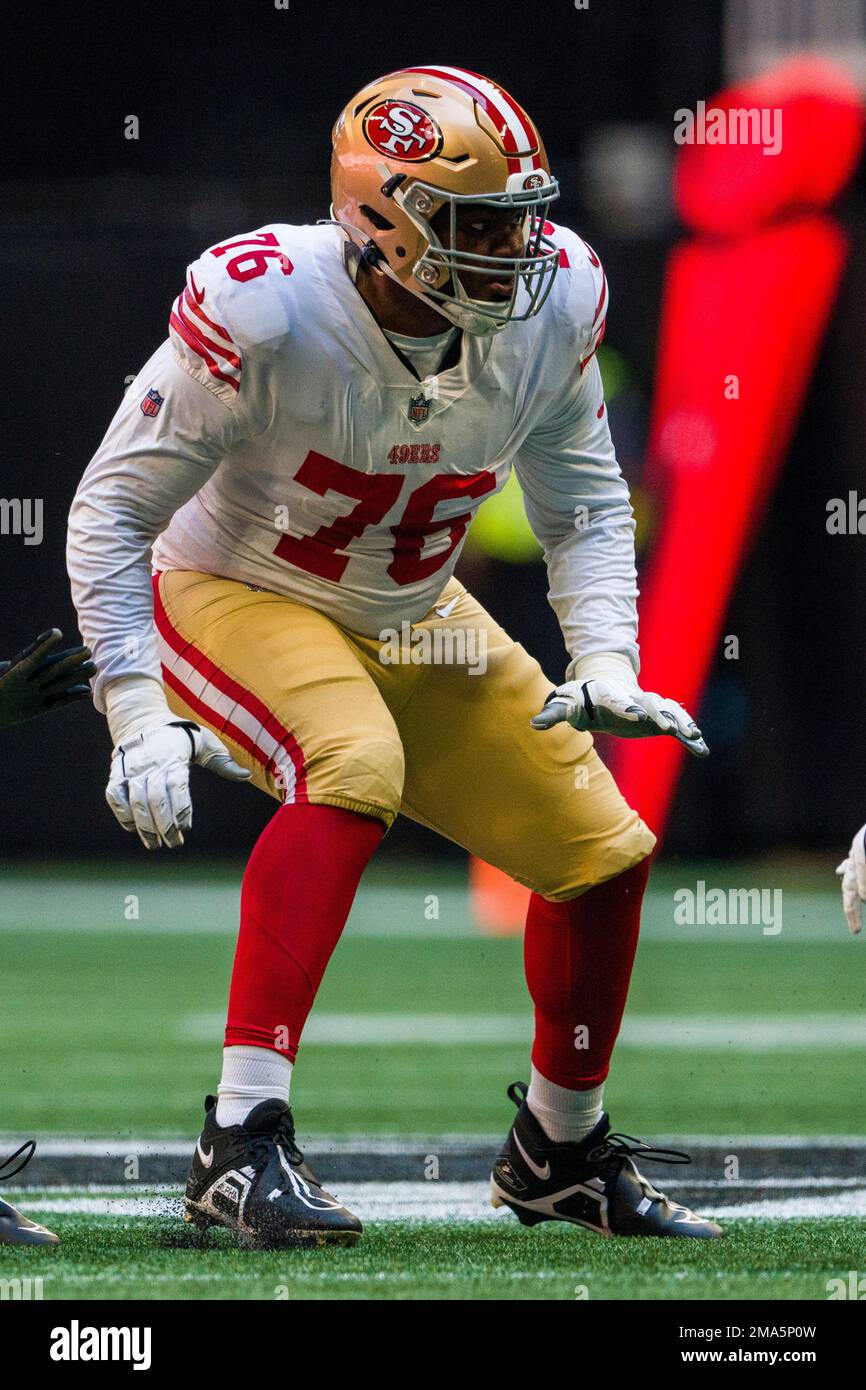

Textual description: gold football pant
[152,570,655,900]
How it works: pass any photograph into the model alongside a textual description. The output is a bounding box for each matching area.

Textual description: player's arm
[514,313,707,757]
[67,338,253,850]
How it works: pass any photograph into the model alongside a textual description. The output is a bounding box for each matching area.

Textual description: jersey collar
[312,227,499,421]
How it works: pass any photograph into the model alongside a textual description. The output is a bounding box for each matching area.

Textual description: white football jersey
[68,220,640,713]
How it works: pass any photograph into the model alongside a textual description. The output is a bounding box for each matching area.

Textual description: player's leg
[359,577,654,1118]
[523,857,650,1127]
[352,579,654,1095]
[389,584,653,1130]
[154,570,404,1246]
[376,582,720,1237]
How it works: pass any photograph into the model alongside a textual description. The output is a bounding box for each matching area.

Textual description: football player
[837,823,866,935]
[0,628,95,1246]
[68,66,721,1247]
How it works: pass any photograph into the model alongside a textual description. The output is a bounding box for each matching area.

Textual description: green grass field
[2,854,865,1300]
[4,1214,863,1301]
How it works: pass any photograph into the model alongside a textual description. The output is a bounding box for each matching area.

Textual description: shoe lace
[587,1132,692,1169]
[245,1111,304,1172]
[0,1140,36,1183]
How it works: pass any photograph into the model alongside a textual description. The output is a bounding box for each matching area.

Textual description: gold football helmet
[331,65,560,336]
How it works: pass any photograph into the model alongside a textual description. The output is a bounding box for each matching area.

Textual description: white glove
[836,823,866,935]
[106,719,251,850]
[531,654,708,758]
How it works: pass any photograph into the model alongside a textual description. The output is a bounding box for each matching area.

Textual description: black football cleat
[0,1140,59,1246]
[184,1095,362,1249]
[0,1197,59,1247]
[491,1082,723,1239]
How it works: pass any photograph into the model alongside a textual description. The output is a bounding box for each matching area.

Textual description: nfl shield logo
[141,388,164,418]
[408,392,430,426]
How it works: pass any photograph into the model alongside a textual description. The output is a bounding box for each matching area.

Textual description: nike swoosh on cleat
[672,1207,707,1224]
[196,1138,215,1169]
[513,1131,551,1182]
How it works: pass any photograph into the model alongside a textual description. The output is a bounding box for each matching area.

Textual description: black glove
[0,629,96,730]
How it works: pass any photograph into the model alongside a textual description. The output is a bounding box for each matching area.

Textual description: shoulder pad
[168,224,309,406]
[544,222,609,371]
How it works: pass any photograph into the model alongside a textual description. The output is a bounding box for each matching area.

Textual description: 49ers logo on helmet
[363,100,443,161]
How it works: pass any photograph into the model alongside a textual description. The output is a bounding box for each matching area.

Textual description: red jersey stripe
[170,299,240,392]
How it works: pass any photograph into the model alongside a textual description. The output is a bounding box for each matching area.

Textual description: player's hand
[836,823,866,935]
[106,719,251,850]
[531,678,709,757]
[0,629,96,730]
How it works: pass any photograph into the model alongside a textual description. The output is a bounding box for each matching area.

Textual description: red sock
[225,803,384,1060]
[524,857,651,1090]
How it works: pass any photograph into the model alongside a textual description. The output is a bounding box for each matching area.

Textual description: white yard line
[177,1010,866,1048]
[709,1192,866,1219]
[12,1176,866,1196]
[7,1133,866,1155]
[8,1139,194,1157]
[19,1182,866,1222]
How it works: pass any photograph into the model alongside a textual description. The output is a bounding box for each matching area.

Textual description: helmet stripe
[404,65,541,174]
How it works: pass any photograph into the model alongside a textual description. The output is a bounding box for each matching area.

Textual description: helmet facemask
[390,173,561,336]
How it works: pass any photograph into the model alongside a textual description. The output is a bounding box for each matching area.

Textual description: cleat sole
[184,1198,361,1249]
[0,1228,61,1247]
[490,1178,551,1229]
[506,1202,549,1228]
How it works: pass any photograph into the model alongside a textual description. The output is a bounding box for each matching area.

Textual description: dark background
[2,0,864,859]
